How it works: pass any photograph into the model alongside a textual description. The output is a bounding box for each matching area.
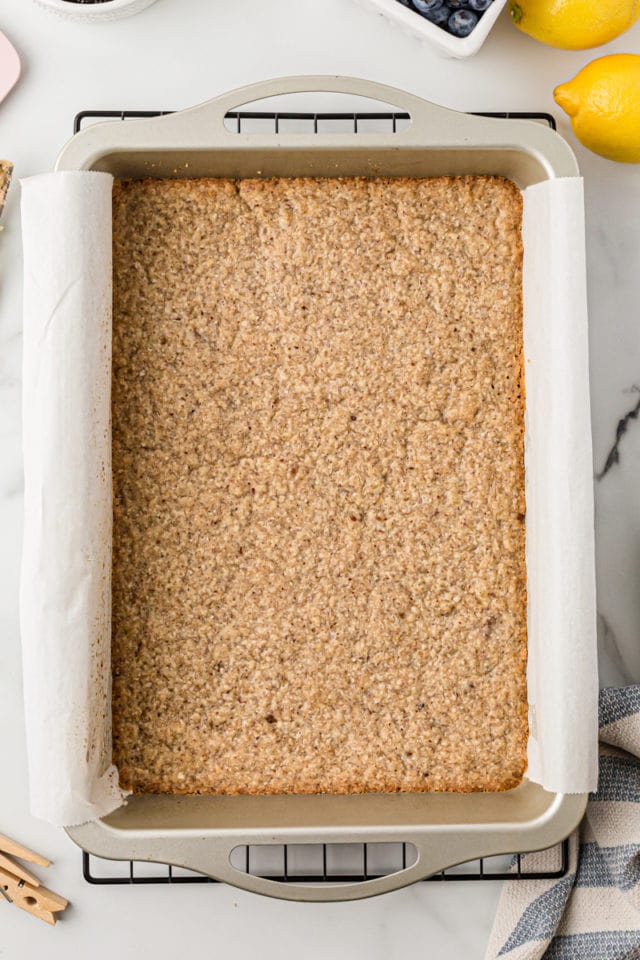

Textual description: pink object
[0,31,20,106]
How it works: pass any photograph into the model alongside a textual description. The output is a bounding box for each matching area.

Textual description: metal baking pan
[57,76,588,902]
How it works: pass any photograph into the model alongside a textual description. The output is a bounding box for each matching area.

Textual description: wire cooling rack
[73,108,557,134]
[77,103,565,888]
[84,839,569,885]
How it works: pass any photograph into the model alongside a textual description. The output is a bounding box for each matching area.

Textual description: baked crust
[111,175,528,795]
[0,161,13,219]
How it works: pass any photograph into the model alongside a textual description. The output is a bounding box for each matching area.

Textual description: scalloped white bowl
[33,0,159,22]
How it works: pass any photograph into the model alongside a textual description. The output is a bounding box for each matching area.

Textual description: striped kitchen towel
[486,686,640,960]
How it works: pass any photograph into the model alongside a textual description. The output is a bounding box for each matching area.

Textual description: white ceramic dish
[33,0,159,23]
[353,0,507,58]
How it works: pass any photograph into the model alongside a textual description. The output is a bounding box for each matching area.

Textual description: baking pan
[57,77,588,902]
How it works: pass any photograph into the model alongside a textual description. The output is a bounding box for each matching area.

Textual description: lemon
[554,55,640,163]
[509,0,640,49]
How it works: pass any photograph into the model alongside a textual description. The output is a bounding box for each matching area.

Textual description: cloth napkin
[486,686,640,960]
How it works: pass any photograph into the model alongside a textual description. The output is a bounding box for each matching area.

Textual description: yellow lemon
[509,0,640,49]
[554,54,640,163]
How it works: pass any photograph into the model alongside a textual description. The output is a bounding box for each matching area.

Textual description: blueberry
[446,0,467,9]
[412,0,443,12]
[423,3,450,23]
[468,0,492,10]
[395,0,412,6]
[447,8,478,34]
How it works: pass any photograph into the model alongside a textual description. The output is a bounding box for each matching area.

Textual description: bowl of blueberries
[355,0,506,56]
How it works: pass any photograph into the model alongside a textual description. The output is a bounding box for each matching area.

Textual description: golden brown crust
[0,161,13,219]
[111,175,528,796]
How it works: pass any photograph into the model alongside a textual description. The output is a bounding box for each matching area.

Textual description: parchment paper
[20,172,128,826]
[522,178,599,794]
[19,172,598,827]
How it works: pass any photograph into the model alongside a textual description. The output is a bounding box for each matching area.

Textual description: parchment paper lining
[19,172,597,826]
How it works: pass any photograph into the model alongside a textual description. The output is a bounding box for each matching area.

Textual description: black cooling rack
[84,839,569,885]
[78,103,564,888]
[73,108,556,134]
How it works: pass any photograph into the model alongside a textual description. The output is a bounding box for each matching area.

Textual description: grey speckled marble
[586,158,640,687]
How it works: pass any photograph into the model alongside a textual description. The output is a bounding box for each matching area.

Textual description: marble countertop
[0,2,638,957]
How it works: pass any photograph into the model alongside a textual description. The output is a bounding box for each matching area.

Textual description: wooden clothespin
[0,160,12,221]
[0,832,68,925]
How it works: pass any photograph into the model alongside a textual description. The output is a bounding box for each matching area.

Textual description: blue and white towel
[486,686,640,960]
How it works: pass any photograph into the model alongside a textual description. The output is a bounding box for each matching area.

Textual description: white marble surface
[0,1,639,956]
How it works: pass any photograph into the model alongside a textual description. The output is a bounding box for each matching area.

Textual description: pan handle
[176,830,526,901]
[171,833,469,901]
[171,75,459,137]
